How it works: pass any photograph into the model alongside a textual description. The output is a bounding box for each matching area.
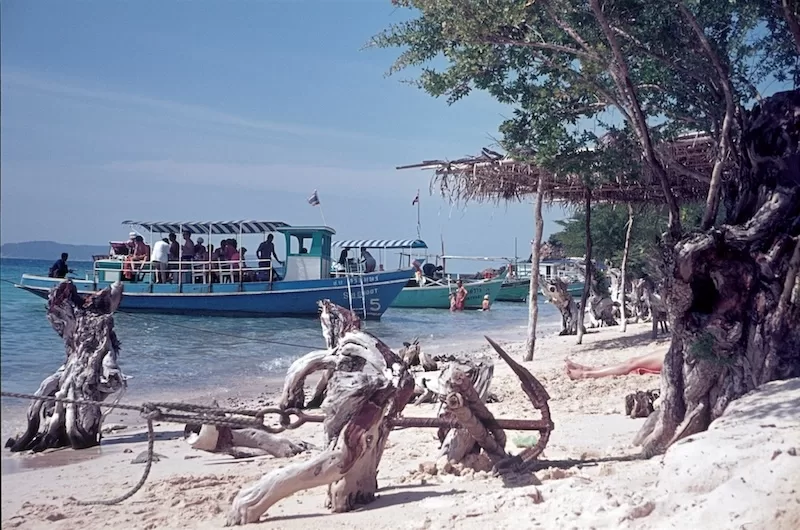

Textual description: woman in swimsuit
[564,351,664,380]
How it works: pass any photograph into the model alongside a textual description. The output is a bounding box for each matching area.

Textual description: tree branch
[589,0,682,239]
[781,0,800,56]
[677,1,737,230]
[480,35,600,62]
[540,0,603,62]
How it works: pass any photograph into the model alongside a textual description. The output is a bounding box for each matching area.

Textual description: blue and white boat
[15,220,412,320]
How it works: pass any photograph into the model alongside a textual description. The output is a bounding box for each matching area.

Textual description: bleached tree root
[226,301,414,525]
[541,278,582,335]
[5,281,126,452]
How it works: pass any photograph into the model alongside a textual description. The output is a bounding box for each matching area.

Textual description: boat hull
[15,270,412,320]
[498,280,586,302]
[391,277,504,309]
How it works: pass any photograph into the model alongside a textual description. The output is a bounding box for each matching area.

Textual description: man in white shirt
[151,238,170,283]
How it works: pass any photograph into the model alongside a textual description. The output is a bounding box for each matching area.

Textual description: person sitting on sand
[564,351,664,380]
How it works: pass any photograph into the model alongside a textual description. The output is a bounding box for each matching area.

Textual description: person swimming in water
[481,294,491,311]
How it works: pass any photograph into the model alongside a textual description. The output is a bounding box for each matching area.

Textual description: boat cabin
[277,226,334,281]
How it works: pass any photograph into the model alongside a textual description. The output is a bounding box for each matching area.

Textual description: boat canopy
[441,255,513,262]
[122,220,290,235]
[332,239,428,249]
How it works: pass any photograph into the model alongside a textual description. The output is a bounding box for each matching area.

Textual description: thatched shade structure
[397,133,717,356]
[398,133,716,205]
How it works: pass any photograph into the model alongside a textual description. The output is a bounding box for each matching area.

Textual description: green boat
[496,257,586,302]
[392,275,505,309]
[497,278,585,302]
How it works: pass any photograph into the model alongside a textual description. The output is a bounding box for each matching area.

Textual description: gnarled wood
[541,277,583,335]
[5,281,126,452]
[227,301,414,525]
[638,89,800,455]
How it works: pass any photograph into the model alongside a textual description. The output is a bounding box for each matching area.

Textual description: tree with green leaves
[374,0,799,454]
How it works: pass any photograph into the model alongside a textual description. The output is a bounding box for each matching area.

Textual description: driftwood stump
[541,278,583,335]
[5,281,127,452]
[286,299,362,410]
[226,301,414,525]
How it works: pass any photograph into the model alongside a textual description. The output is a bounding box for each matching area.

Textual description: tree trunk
[5,281,127,453]
[637,90,800,455]
[525,176,545,361]
[620,204,634,332]
[780,0,800,55]
[577,189,593,344]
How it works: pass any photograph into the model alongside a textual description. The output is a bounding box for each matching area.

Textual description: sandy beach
[2,322,798,530]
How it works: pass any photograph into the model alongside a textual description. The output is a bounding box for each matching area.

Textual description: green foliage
[549,202,704,276]
[373,0,799,207]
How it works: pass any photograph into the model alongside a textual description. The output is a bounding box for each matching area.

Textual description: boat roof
[333,239,428,250]
[441,255,512,262]
[277,226,336,236]
[122,220,290,235]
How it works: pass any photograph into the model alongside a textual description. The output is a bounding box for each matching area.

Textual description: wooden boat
[497,258,585,302]
[15,221,412,320]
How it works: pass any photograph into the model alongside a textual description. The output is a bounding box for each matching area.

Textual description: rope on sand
[1,391,301,506]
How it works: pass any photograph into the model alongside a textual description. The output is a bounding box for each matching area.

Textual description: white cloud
[2,69,377,142]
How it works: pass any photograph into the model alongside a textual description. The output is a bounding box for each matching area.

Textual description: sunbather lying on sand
[565,351,664,380]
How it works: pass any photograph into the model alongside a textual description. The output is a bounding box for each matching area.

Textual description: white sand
[2,323,798,530]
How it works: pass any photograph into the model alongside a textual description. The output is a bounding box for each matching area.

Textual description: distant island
[0,241,109,262]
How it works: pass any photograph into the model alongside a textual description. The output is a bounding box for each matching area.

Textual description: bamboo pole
[524,176,544,361]
[620,203,634,332]
[577,188,592,345]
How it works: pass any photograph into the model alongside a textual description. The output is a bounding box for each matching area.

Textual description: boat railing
[94,258,282,285]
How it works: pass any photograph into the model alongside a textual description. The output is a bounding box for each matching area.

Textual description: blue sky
[0,0,568,261]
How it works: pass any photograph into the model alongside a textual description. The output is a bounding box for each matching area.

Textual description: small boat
[497,258,585,302]
[330,242,505,310]
[16,221,412,320]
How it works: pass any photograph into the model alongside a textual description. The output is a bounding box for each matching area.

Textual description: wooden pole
[577,188,592,345]
[525,176,545,361]
[620,203,634,332]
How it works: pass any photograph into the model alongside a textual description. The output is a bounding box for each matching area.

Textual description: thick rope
[1,391,308,506]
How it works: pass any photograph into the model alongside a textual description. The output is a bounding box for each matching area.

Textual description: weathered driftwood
[541,278,583,335]
[625,390,660,419]
[286,299,362,410]
[437,360,502,464]
[227,301,414,525]
[400,338,438,371]
[184,401,309,459]
[5,281,127,452]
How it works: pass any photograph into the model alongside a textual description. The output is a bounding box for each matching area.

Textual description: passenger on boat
[123,235,149,281]
[181,231,195,260]
[452,280,467,312]
[125,232,137,255]
[256,234,282,274]
[193,238,208,261]
[48,253,74,278]
[335,247,350,275]
[412,260,426,286]
[150,238,170,283]
[361,247,376,273]
[168,233,180,261]
[230,243,242,282]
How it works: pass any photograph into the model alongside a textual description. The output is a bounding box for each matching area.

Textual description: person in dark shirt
[48,253,74,278]
[256,234,282,272]
[168,233,180,261]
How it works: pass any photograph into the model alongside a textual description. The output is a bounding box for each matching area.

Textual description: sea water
[0,258,561,436]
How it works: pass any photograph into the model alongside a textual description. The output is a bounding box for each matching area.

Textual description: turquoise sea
[0,257,560,433]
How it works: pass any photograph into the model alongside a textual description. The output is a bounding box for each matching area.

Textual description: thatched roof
[398,133,719,205]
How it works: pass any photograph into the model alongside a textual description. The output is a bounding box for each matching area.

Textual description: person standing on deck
[361,247,376,273]
[181,231,195,260]
[256,234,282,277]
[150,238,170,283]
[48,253,74,278]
